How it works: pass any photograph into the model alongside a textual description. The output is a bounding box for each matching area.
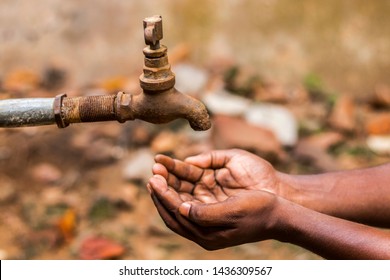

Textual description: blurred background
[1,0,390,260]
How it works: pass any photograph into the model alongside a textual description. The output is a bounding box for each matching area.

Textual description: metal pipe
[0,98,56,127]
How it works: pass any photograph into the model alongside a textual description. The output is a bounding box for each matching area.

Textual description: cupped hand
[153,149,283,197]
[147,149,283,250]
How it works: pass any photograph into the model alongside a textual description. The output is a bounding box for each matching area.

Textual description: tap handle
[143,15,163,49]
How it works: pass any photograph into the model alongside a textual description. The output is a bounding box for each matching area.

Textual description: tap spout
[118,88,211,131]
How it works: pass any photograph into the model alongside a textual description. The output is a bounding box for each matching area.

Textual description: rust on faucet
[55,15,211,131]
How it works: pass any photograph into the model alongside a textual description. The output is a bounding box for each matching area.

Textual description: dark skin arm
[147,149,390,259]
[279,166,390,227]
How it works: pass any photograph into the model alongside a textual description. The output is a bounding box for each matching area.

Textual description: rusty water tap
[0,15,211,131]
[119,15,212,131]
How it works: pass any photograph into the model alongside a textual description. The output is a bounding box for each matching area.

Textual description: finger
[155,154,204,183]
[152,163,169,179]
[150,192,195,240]
[166,170,196,193]
[151,189,213,244]
[153,163,195,193]
[148,175,183,212]
[179,198,239,227]
[185,149,238,169]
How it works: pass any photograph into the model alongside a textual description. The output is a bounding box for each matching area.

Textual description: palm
[154,150,278,204]
[218,153,278,191]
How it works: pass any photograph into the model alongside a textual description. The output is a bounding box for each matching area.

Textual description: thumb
[179,202,192,218]
[179,200,236,227]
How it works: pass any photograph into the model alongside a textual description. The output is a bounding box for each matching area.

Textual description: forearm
[277,163,390,227]
[274,198,390,259]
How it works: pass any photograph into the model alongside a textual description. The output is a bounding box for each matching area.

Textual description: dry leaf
[57,209,77,242]
[366,113,390,135]
[79,236,125,260]
[98,76,128,92]
[4,69,41,92]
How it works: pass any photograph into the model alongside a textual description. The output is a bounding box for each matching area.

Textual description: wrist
[266,195,298,243]
[269,195,321,245]
[276,171,349,218]
[276,171,333,212]
[275,171,304,204]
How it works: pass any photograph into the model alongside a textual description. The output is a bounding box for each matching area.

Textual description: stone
[329,94,356,132]
[244,103,298,146]
[84,138,122,164]
[211,114,284,159]
[130,123,154,146]
[173,63,208,95]
[151,126,213,160]
[40,188,64,206]
[31,163,62,185]
[300,131,345,150]
[254,82,309,104]
[294,132,344,171]
[203,90,251,116]
[115,184,139,209]
[151,131,184,154]
[173,142,213,160]
[100,183,139,210]
[122,148,154,182]
[223,65,259,98]
[254,82,286,103]
[90,123,122,139]
[288,101,328,134]
[367,135,390,155]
